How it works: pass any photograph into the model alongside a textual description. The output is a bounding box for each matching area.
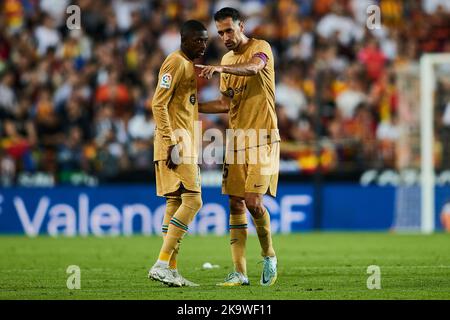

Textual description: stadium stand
[0,0,449,186]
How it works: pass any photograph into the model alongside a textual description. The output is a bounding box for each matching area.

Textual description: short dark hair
[180,20,207,39]
[214,7,242,22]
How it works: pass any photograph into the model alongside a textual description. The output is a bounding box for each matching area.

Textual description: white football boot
[148,264,182,287]
[171,269,200,287]
[260,256,277,286]
[216,272,250,286]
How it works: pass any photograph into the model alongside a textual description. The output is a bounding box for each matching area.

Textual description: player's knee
[229,197,245,214]
[244,195,264,217]
[166,196,181,212]
[181,192,203,212]
[190,195,203,212]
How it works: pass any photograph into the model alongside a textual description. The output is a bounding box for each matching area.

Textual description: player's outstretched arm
[199,94,230,113]
[196,55,266,79]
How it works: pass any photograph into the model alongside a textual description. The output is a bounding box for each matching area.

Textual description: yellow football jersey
[220,38,280,150]
[152,50,199,161]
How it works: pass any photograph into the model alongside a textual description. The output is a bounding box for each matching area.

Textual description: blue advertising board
[0,184,447,236]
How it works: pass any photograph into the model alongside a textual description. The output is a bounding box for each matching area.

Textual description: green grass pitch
[0,233,449,300]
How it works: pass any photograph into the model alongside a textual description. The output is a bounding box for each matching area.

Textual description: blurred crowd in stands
[0,0,449,185]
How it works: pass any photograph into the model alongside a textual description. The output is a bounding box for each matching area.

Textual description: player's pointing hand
[196,64,223,79]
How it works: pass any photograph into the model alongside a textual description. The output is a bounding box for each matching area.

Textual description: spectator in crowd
[276,70,308,123]
[316,2,364,47]
[335,67,368,120]
[0,71,17,118]
[34,14,62,56]
[57,125,85,172]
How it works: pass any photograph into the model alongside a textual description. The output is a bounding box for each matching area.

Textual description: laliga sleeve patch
[160,73,172,89]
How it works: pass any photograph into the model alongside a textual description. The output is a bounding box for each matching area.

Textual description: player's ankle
[155,260,169,268]
[234,270,247,277]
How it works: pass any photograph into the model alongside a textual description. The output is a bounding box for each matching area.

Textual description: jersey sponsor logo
[160,73,172,89]
[190,94,196,105]
[223,85,247,98]
[234,85,246,95]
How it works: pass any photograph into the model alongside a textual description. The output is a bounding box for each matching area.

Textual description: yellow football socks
[229,212,248,275]
[252,208,276,257]
[161,197,181,268]
[157,192,202,265]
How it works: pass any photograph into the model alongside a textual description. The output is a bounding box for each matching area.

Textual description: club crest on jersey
[224,87,234,98]
[160,73,172,89]
[190,94,196,105]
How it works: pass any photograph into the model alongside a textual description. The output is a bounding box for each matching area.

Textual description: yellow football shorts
[222,142,279,198]
[155,160,201,197]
